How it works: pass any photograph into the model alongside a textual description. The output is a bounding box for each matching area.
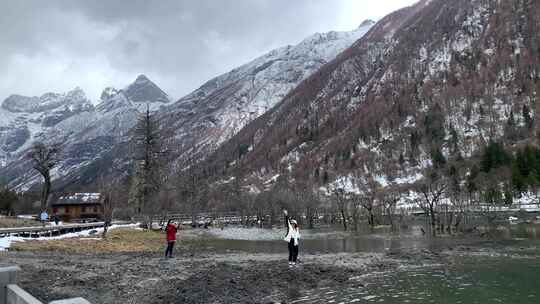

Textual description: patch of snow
[0,223,139,251]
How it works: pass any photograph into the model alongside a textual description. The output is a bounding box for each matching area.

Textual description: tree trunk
[368,208,375,227]
[41,173,51,212]
[102,222,110,239]
[352,208,359,232]
[386,209,394,231]
[429,205,437,235]
[340,208,347,231]
[306,206,315,229]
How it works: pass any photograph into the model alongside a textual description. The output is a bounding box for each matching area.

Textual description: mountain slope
[202,0,540,190]
[0,88,94,167]
[0,75,171,190]
[159,22,375,163]
[1,23,375,191]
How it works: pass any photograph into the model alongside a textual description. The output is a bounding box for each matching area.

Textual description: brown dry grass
[0,217,40,228]
[10,228,169,253]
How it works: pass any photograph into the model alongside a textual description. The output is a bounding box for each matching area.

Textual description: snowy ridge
[1,22,374,190]
[0,75,170,190]
[161,21,375,163]
[198,0,540,212]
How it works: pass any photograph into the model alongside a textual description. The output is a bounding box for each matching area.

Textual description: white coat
[284,218,300,246]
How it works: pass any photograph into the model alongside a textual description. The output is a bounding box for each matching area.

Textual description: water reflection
[199,224,540,255]
[294,257,540,304]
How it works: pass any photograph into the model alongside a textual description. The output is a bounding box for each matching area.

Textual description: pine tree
[129,106,164,218]
[481,141,510,172]
[431,147,446,169]
[505,111,518,140]
[503,187,513,205]
[512,161,526,194]
[467,165,480,194]
[507,111,515,126]
[399,153,405,167]
[523,104,533,129]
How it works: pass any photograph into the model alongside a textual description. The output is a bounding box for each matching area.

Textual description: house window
[82,206,86,213]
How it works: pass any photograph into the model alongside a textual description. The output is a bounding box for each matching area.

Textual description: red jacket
[166,224,177,241]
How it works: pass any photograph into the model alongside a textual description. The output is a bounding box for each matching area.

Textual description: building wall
[52,204,103,222]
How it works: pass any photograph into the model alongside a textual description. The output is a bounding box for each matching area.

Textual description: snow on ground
[0,223,140,251]
[514,192,540,206]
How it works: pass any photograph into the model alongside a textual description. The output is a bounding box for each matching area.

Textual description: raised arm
[283,210,290,236]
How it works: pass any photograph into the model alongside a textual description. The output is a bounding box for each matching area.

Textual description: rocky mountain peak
[359,19,376,28]
[99,87,121,102]
[125,74,170,104]
[134,74,150,83]
[1,88,91,113]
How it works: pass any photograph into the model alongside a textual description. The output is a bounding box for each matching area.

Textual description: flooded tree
[416,169,447,235]
[333,186,348,231]
[353,176,380,228]
[380,185,403,231]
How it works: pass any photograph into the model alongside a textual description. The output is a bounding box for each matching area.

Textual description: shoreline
[4,244,539,304]
[2,225,540,303]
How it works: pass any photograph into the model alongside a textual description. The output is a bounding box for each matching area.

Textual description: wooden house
[51,193,103,222]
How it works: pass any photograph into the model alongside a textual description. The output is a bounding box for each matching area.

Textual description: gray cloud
[0,0,417,102]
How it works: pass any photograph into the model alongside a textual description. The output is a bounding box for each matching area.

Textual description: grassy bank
[0,217,40,228]
[10,229,174,253]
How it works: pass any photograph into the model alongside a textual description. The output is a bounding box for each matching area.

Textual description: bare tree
[98,177,121,238]
[348,194,363,231]
[333,185,348,231]
[177,163,210,227]
[28,142,60,214]
[380,185,403,231]
[293,158,318,229]
[352,176,379,228]
[415,170,447,235]
[474,169,509,227]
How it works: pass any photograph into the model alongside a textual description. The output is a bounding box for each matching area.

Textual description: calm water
[198,224,540,304]
[198,223,540,254]
[293,255,540,304]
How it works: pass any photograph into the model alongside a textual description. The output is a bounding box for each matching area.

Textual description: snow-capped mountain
[1,22,375,190]
[0,75,170,190]
[0,88,94,167]
[160,21,375,163]
[202,0,540,191]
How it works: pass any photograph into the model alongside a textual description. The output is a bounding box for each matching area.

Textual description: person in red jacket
[165,220,178,258]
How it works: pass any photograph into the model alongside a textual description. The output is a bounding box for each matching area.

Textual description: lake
[192,223,540,304]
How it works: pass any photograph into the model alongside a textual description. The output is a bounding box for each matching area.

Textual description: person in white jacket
[283,209,300,267]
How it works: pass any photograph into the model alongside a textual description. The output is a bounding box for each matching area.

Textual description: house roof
[52,193,102,206]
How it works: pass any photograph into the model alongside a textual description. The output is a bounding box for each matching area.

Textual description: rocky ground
[2,246,450,304]
[3,227,538,304]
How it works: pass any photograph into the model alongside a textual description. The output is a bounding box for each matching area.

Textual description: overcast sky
[0,0,417,103]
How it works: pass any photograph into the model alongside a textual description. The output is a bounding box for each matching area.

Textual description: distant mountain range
[0,74,170,190]
[3,0,537,205]
[0,21,375,191]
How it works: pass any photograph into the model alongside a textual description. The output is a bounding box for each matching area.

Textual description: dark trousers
[165,241,175,257]
[288,239,299,262]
